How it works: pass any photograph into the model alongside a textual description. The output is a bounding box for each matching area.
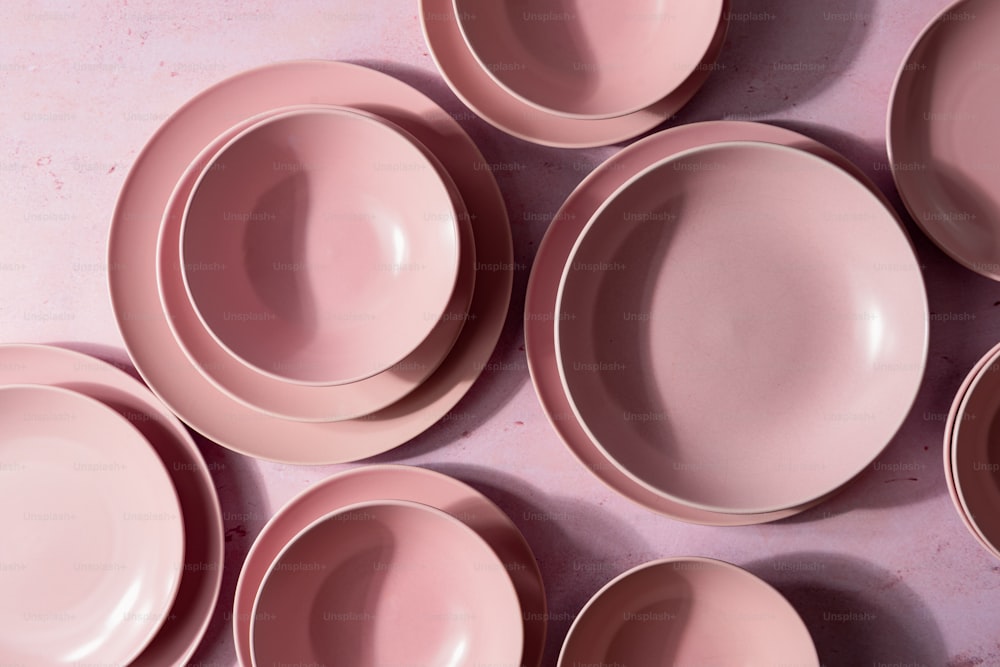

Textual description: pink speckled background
[2,0,999,665]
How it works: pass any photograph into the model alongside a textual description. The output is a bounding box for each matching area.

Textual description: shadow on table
[432,462,650,666]
[744,551,947,667]
[676,0,876,123]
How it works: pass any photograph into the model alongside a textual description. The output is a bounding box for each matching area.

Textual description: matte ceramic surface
[0,384,184,665]
[158,105,476,422]
[558,557,819,666]
[888,0,1000,280]
[454,0,724,119]
[420,0,729,148]
[524,120,917,524]
[108,60,512,464]
[952,350,1000,559]
[943,342,1000,558]
[233,465,546,667]
[0,344,225,667]
[250,500,523,667]
[555,141,928,514]
[181,107,461,385]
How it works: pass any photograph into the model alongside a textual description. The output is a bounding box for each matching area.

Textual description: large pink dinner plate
[109,60,512,464]
[233,464,546,667]
[250,500,523,667]
[888,0,1000,280]
[420,0,729,148]
[524,120,924,524]
[944,342,1000,558]
[952,349,1000,559]
[0,384,184,665]
[558,558,818,666]
[157,105,476,423]
[555,141,928,515]
[0,343,225,667]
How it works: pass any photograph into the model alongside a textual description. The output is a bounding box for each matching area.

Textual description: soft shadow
[676,0,876,121]
[743,552,947,667]
[186,430,272,665]
[46,341,136,379]
[430,463,651,666]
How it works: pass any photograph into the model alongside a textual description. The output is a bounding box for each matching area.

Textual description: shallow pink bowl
[555,141,928,514]
[180,107,462,386]
[952,350,1000,560]
[453,0,724,119]
[250,499,523,667]
[0,384,185,665]
[559,557,818,666]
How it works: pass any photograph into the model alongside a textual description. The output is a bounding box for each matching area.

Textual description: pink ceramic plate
[233,464,546,667]
[524,120,919,524]
[454,0,724,120]
[158,105,476,423]
[109,60,512,463]
[554,141,928,515]
[0,344,224,667]
[250,500,523,667]
[0,384,184,665]
[420,0,729,148]
[952,349,1000,559]
[943,343,1000,557]
[887,0,1000,280]
[558,557,819,666]
[181,107,462,386]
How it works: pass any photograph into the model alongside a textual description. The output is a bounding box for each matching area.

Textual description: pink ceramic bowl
[559,557,818,666]
[952,350,1000,560]
[555,141,928,514]
[180,107,462,386]
[0,384,185,665]
[943,343,1000,559]
[158,104,476,422]
[250,499,523,667]
[453,0,725,119]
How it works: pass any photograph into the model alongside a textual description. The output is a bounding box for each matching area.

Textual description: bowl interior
[453,0,723,118]
[558,558,818,666]
[250,499,523,666]
[0,384,184,665]
[181,107,461,386]
[887,0,1000,279]
[556,141,927,514]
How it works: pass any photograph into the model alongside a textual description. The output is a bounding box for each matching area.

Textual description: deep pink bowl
[180,107,462,386]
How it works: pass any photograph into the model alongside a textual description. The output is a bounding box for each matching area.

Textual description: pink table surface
[1,1,998,665]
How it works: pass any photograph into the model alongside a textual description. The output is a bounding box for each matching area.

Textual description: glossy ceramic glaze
[454,0,724,119]
[0,384,184,665]
[558,557,818,666]
[0,344,224,667]
[421,0,729,147]
[180,107,461,385]
[108,60,512,464]
[158,105,476,422]
[250,500,523,667]
[525,120,922,524]
[555,141,928,514]
[888,0,1000,280]
[233,464,546,667]
[952,351,1000,559]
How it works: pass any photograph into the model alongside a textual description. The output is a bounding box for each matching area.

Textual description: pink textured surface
[1,1,998,665]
